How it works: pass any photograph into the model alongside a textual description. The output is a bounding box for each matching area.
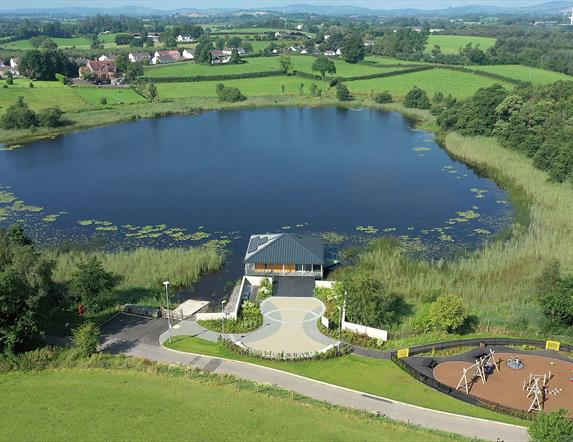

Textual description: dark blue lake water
[0,107,512,301]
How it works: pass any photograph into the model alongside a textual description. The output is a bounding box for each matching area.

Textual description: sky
[0,0,552,11]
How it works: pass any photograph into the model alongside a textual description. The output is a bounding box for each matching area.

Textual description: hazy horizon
[0,0,556,11]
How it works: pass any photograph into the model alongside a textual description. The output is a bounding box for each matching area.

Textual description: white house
[324,50,336,57]
[152,50,181,65]
[182,49,195,60]
[177,34,194,43]
[335,48,342,56]
[9,57,19,69]
[98,54,115,62]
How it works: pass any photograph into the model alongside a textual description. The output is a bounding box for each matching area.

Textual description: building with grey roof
[244,233,324,279]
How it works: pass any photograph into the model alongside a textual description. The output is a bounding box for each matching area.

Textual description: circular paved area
[238,297,337,355]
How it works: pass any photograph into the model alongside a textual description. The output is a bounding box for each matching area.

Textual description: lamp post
[221,300,227,335]
[163,280,172,343]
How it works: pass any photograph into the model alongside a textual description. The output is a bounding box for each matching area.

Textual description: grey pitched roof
[244,233,324,265]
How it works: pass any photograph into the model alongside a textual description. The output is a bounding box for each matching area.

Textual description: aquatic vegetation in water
[282,225,292,230]
[356,225,379,234]
[413,147,431,152]
[95,225,118,232]
[322,231,346,245]
[94,220,113,226]
[470,188,488,199]
[42,214,61,222]
[382,227,397,233]
[473,228,491,235]
[497,200,509,205]
[189,231,210,241]
[0,191,16,204]
[456,210,480,220]
[78,220,94,226]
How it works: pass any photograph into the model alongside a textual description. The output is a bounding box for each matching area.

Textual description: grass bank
[165,335,526,426]
[0,352,468,441]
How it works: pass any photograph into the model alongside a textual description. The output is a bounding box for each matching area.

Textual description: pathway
[100,314,528,441]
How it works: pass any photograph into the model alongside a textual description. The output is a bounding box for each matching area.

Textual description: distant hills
[1,1,573,17]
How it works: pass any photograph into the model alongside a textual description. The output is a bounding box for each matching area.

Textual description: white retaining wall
[195,312,225,321]
[315,280,336,289]
[342,320,388,341]
[321,316,330,328]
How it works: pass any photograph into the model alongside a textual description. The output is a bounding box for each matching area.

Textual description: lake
[0,107,513,301]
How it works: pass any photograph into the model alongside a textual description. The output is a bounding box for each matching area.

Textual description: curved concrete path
[237,297,337,355]
[101,314,528,441]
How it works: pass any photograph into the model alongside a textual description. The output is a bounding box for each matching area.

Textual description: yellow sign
[397,348,410,358]
[546,340,560,351]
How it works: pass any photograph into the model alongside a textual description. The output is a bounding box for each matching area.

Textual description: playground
[433,352,573,416]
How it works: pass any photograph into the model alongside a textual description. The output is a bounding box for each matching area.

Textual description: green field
[0,369,464,441]
[426,35,497,55]
[155,76,328,98]
[74,87,146,105]
[348,68,513,98]
[3,36,93,49]
[0,80,147,112]
[165,336,526,426]
[144,55,406,79]
[364,56,430,66]
[471,64,572,84]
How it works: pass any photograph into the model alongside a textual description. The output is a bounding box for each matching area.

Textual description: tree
[403,87,431,109]
[528,409,573,442]
[68,256,115,312]
[19,49,77,80]
[195,36,213,64]
[114,33,133,46]
[428,294,468,332]
[310,83,321,97]
[72,322,101,357]
[147,83,157,101]
[336,83,351,101]
[344,275,403,328]
[375,91,393,103]
[216,84,246,102]
[537,277,573,327]
[125,62,144,82]
[0,97,37,130]
[341,33,365,64]
[115,54,129,72]
[37,107,63,128]
[0,226,57,353]
[90,35,103,50]
[228,49,241,64]
[311,56,336,80]
[279,55,292,74]
[227,36,242,48]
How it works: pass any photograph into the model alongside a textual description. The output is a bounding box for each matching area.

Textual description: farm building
[79,59,117,80]
[152,50,181,64]
[244,233,325,279]
[129,52,151,63]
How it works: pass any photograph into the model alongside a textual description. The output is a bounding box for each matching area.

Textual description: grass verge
[0,351,469,442]
[164,335,527,426]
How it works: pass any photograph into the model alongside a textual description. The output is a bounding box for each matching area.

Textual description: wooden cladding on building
[254,263,296,272]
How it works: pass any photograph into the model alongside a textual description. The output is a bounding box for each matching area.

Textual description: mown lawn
[347,68,513,98]
[471,64,571,85]
[426,35,497,54]
[165,336,526,426]
[0,369,465,442]
[364,56,431,66]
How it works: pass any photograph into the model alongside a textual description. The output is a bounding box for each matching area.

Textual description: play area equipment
[523,372,551,412]
[456,349,499,393]
[507,355,524,370]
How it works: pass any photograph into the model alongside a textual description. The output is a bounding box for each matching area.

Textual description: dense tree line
[0,225,118,354]
[19,48,78,80]
[432,81,573,183]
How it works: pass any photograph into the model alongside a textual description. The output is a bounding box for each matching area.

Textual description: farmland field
[347,68,512,98]
[2,36,93,49]
[74,87,146,105]
[471,64,571,84]
[426,35,497,54]
[154,76,328,98]
[144,55,406,79]
[364,56,431,66]
[0,80,89,112]
[0,369,464,442]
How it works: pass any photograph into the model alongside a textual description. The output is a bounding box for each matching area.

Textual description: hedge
[142,70,284,83]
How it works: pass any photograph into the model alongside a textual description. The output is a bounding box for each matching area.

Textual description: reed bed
[342,133,573,334]
[49,246,223,290]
